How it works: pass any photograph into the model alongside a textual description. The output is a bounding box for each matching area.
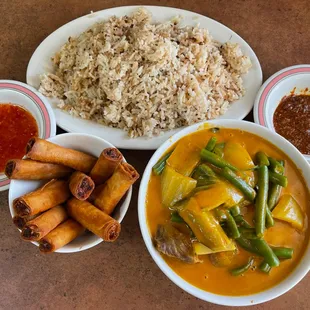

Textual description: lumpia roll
[26,137,97,173]
[21,205,68,241]
[13,179,70,217]
[69,171,95,200]
[13,214,39,229]
[67,198,121,242]
[89,148,123,185]
[5,159,73,180]
[92,163,139,215]
[39,219,85,253]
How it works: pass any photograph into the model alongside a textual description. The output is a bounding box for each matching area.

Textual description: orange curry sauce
[146,128,310,296]
[0,104,38,172]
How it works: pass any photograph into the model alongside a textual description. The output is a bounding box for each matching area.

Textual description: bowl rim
[138,119,310,306]
[253,64,310,162]
[8,132,132,253]
[0,79,57,191]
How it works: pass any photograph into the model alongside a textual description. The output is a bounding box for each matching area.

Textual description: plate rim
[26,5,262,150]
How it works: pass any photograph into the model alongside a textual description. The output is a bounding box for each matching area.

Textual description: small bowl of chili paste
[0,80,56,191]
[254,65,310,163]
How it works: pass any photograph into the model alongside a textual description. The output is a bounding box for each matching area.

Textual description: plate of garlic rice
[27,6,262,149]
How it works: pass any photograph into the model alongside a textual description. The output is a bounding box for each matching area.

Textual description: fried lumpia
[21,205,68,241]
[13,179,70,217]
[39,219,85,253]
[13,214,38,229]
[5,159,73,180]
[89,148,123,185]
[91,163,139,215]
[26,137,97,173]
[67,198,121,242]
[69,171,95,200]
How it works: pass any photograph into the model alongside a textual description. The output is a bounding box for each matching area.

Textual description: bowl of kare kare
[138,119,310,306]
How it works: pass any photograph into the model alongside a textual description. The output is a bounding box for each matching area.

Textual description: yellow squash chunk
[193,241,236,255]
[194,181,243,210]
[179,197,231,251]
[161,165,197,208]
[272,194,304,230]
[223,142,255,186]
[167,136,201,176]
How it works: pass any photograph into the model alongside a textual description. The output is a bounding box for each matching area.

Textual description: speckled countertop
[0,0,309,309]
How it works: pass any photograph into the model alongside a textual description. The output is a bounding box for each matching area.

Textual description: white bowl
[8,133,132,253]
[253,65,310,163]
[138,119,310,306]
[0,80,56,191]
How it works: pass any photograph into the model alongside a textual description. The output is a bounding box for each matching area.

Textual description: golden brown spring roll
[13,214,39,230]
[5,159,73,180]
[89,148,123,185]
[91,163,139,215]
[67,198,121,242]
[39,219,85,253]
[21,205,68,241]
[69,171,95,200]
[13,179,70,217]
[26,137,97,173]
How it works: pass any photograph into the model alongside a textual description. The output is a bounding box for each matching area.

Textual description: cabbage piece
[179,198,231,251]
[272,194,304,230]
[154,223,199,264]
[193,241,236,255]
[194,181,244,210]
[223,142,255,187]
[161,165,197,207]
[166,136,201,176]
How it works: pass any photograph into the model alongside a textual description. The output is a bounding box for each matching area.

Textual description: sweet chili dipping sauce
[0,104,38,172]
[273,94,310,155]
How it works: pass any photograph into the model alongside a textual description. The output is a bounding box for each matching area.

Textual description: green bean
[192,164,218,186]
[152,151,173,175]
[259,261,272,274]
[269,170,288,187]
[209,127,220,133]
[268,185,282,211]
[236,237,280,267]
[268,157,284,174]
[213,142,225,158]
[230,257,254,276]
[236,237,259,254]
[230,205,241,217]
[205,137,217,151]
[255,165,269,237]
[226,211,240,239]
[214,208,227,222]
[234,215,253,228]
[220,167,256,201]
[256,152,270,166]
[251,239,280,267]
[265,207,274,228]
[268,160,284,210]
[271,246,294,259]
[239,227,259,239]
[170,212,185,223]
[200,149,238,172]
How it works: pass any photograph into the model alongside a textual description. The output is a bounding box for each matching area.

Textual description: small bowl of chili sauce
[254,65,310,163]
[0,80,56,191]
